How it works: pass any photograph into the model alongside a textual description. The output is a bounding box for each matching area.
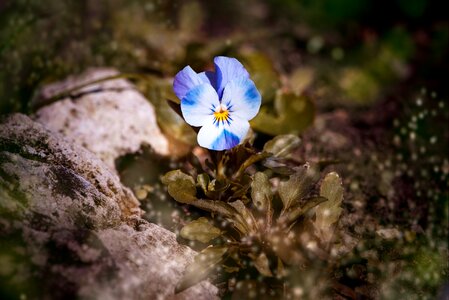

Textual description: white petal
[197,116,250,151]
[221,77,261,121]
[181,83,219,127]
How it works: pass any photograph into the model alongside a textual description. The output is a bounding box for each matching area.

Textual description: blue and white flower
[173,56,261,151]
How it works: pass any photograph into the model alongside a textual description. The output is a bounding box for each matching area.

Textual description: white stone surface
[0,113,218,299]
[33,68,170,170]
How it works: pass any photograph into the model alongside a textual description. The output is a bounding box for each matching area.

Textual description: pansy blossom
[173,56,261,151]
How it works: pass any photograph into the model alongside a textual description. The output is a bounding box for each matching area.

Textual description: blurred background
[0,0,447,113]
[0,0,448,299]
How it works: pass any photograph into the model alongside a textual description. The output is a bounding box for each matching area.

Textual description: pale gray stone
[33,68,170,170]
[0,114,218,300]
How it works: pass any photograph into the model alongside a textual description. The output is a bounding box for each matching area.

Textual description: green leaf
[205,178,230,199]
[230,174,252,200]
[250,252,273,277]
[288,67,315,95]
[229,200,258,235]
[251,91,315,136]
[251,172,273,229]
[233,152,271,180]
[161,170,197,204]
[197,173,210,194]
[278,163,320,211]
[285,196,327,223]
[314,172,343,243]
[251,172,273,212]
[263,134,301,158]
[276,257,285,279]
[338,67,380,106]
[180,217,222,243]
[222,265,240,273]
[176,245,228,293]
[191,199,238,218]
[207,179,229,193]
[262,157,296,175]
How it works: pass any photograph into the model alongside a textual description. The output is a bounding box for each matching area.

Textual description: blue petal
[212,130,240,150]
[197,116,249,150]
[214,56,249,97]
[221,77,261,121]
[181,83,219,127]
[173,66,204,100]
[198,71,216,89]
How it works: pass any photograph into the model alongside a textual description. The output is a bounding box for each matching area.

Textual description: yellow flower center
[213,105,229,123]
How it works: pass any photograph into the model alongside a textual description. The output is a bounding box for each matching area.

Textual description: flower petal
[214,56,249,97]
[197,116,250,150]
[173,66,204,100]
[181,83,219,127]
[221,77,261,121]
[198,71,216,88]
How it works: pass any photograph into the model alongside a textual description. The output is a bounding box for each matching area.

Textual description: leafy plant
[161,135,344,296]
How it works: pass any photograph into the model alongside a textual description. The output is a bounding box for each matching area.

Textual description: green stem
[233,152,271,180]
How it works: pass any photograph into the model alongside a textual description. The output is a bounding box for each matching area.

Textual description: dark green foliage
[251,92,315,135]
[161,136,344,296]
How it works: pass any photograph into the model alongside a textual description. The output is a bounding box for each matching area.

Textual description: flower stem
[233,152,270,180]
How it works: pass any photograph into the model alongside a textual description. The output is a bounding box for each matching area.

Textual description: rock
[94,224,218,300]
[0,113,139,219]
[0,114,218,299]
[33,68,170,171]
